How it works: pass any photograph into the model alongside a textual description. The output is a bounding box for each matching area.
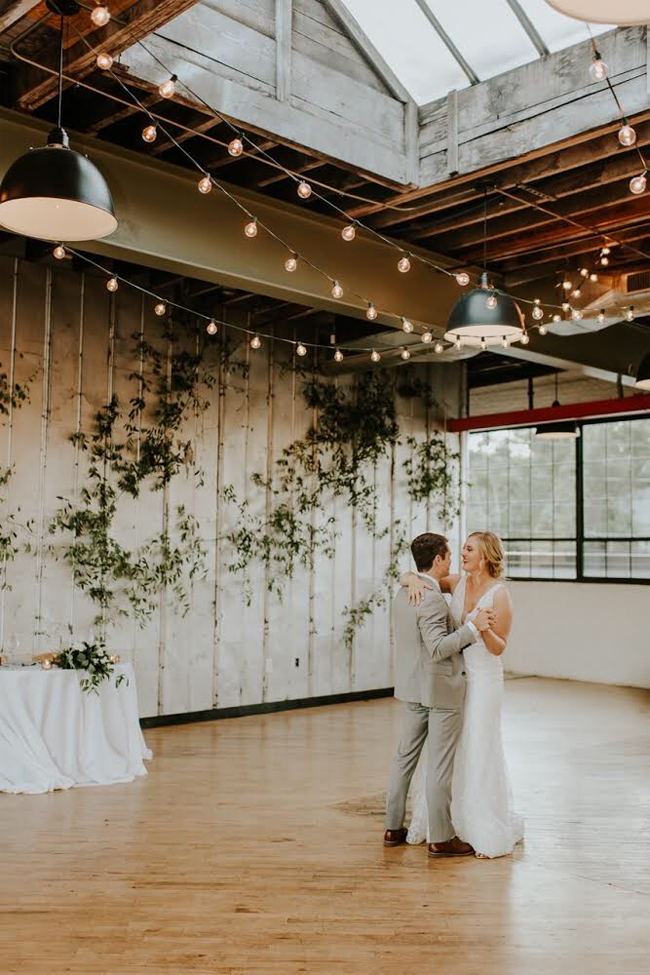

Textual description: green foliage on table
[55,641,125,694]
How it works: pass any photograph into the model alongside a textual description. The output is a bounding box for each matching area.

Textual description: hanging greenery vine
[0,361,34,588]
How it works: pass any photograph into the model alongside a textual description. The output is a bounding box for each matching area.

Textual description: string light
[485,293,498,310]
[590,272,598,282]
[90,4,111,27]
[618,124,637,147]
[580,268,589,277]
[589,54,608,82]
[434,340,444,354]
[198,176,212,194]
[538,324,547,335]
[532,300,544,321]
[142,124,157,143]
[342,223,356,242]
[334,348,344,362]
[397,252,411,273]
[250,334,261,349]
[206,319,218,336]
[53,244,65,260]
[228,138,243,157]
[297,181,312,199]
[601,246,611,256]
[480,338,486,351]
[562,279,573,291]
[106,276,118,292]
[625,306,635,322]
[455,337,462,350]
[96,52,113,70]
[366,302,378,321]
[370,350,381,363]
[562,302,570,312]
[553,313,562,323]
[284,254,298,272]
[597,309,606,324]
[422,331,433,344]
[520,332,530,345]
[158,75,177,99]
[401,347,411,360]
[571,308,583,321]
[600,255,610,266]
[331,281,343,299]
[401,317,413,333]
[630,173,647,195]
[154,302,167,317]
[244,218,258,238]
[572,288,581,298]
[456,271,470,286]
[296,342,307,356]
[501,336,509,348]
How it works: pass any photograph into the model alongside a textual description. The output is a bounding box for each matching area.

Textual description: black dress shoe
[383,828,408,847]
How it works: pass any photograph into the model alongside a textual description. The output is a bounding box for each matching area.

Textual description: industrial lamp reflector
[545,1,649,26]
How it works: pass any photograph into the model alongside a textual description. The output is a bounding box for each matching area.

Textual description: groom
[384,532,494,858]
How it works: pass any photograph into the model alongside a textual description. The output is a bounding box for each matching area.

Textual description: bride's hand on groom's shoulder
[401,572,434,606]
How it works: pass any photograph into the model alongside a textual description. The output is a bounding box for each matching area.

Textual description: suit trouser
[385,701,462,844]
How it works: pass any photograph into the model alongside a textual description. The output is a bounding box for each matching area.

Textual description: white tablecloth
[0,664,152,794]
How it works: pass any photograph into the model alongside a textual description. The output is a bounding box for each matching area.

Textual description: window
[466,416,650,582]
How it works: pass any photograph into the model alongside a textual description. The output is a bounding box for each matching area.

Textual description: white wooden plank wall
[0,257,460,717]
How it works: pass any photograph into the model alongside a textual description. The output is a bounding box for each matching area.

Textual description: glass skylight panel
[424,0,538,80]
[516,0,614,52]
[341,0,469,104]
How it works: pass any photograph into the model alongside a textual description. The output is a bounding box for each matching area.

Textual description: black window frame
[467,413,650,585]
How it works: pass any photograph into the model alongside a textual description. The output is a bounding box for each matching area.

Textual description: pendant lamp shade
[634,354,650,391]
[0,127,117,242]
[535,400,580,439]
[544,0,649,25]
[444,272,524,343]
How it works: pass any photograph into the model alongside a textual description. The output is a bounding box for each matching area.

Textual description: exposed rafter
[504,0,550,58]
[412,0,479,86]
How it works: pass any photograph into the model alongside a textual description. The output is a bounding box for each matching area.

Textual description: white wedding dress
[406,576,523,857]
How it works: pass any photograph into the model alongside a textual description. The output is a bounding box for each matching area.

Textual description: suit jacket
[392,585,477,710]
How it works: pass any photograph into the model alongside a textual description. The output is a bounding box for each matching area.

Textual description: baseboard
[140,686,394,728]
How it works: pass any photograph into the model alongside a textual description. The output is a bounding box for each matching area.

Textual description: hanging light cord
[56,13,64,130]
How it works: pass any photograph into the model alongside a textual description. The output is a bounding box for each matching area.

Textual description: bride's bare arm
[439,573,461,594]
[399,571,433,606]
[482,588,513,656]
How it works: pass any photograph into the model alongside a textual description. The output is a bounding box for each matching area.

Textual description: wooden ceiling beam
[151,116,222,157]
[85,91,161,134]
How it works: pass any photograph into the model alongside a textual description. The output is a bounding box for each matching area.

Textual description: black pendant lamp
[634,354,650,391]
[445,189,524,347]
[0,1,117,242]
[535,375,580,439]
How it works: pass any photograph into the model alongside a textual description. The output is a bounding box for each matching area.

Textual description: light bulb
[601,246,610,256]
[538,324,547,336]
[206,320,218,336]
[250,335,261,350]
[618,124,637,147]
[158,76,177,99]
[597,310,606,324]
[486,293,498,310]
[590,273,598,282]
[284,255,298,272]
[589,57,608,82]
[501,336,509,348]
[572,288,581,298]
[53,244,65,260]
[562,279,572,291]
[600,256,609,266]
[296,342,307,356]
[96,52,113,70]
[401,348,411,360]
[331,281,343,299]
[532,304,544,321]
[630,173,647,195]
[571,308,583,321]
[370,350,381,363]
[342,224,356,242]
[625,307,635,322]
[244,219,258,238]
[397,253,411,273]
[142,124,157,143]
[456,271,470,287]
[334,349,344,362]
[580,267,589,277]
[552,313,562,323]
[366,303,378,321]
[434,340,444,354]
[401,317,413,333]
[91,4,110,27]
[562,302,570,312]
[480,338,487,351]
[422,331,433,345]
[297,181,312,199]
[455,337,462,350]
[520,332,530,345]
[228,138,243,157]
[106,276,118,292]
[155,302,167,317]
[198,176,212,194]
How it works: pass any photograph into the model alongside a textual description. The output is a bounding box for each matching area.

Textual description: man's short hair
[411,533,449,572]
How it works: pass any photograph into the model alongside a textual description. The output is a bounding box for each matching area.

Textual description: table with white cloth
[0,663,152,794]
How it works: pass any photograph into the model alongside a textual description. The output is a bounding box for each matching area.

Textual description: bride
[401,530,523,858]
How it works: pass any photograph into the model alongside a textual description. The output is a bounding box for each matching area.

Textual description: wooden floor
[2,677,649,974]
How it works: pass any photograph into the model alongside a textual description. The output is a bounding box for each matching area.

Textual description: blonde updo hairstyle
[468,530,506,579]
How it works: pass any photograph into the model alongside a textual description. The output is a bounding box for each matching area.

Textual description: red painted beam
[450,394,650,432]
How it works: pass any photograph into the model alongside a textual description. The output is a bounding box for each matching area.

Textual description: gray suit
[385,582,478,843]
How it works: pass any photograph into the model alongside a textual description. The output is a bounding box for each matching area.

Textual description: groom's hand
[474,609,496,632]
